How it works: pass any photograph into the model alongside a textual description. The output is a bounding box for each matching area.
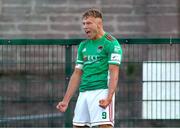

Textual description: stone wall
[0,0,179,39]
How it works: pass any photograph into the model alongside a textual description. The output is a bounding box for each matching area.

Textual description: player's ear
[96,18,103,28]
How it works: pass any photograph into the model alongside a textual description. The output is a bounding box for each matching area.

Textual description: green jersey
[76,33,123,92]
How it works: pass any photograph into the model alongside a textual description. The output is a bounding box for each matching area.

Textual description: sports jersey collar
[91,32,107,43]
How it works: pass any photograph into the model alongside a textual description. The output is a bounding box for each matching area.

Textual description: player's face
[82,16,100,40]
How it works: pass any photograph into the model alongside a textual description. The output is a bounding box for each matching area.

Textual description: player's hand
[56,101,68,112]
[99,98,112,109]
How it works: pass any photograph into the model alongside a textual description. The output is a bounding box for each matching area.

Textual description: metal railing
[0,38,180,127]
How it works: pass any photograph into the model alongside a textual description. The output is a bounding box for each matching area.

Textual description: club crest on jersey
[97,46,103,53]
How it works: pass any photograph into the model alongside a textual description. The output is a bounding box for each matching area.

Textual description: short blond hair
[82,8,103,19]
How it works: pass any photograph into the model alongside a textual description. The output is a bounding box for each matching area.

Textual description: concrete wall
[0,0,179,39]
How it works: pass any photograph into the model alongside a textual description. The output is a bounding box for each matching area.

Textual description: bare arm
[56,68,82,112]
[107,64,119,101]
[99,64,119,108]
[63,68,82,103]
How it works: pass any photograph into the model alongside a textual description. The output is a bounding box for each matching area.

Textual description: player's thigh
[88,89,115,127]
[73,92,90,126]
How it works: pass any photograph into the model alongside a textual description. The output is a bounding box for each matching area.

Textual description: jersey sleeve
[75,42,84,69]
[107,40,123,65]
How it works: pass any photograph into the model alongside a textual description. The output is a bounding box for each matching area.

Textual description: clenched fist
[99,98,112,109]
[56,101,68,112]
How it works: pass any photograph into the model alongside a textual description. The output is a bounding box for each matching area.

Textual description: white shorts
[73,89,115,127]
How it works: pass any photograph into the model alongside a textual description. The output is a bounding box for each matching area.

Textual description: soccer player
[56,8,123,128]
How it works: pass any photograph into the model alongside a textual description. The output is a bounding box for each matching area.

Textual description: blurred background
[0,0,180,127]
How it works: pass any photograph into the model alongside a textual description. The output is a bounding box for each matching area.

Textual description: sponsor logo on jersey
[83,56,87,61]
[83,55,101,64]
[111,53,121,62]
[87,55,99,61]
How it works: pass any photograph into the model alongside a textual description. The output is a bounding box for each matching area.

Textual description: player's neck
[92,30,105,40]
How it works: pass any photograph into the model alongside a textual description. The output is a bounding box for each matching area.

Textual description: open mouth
[85,30,91,34]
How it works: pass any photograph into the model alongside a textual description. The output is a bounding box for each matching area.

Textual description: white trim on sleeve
[75,64,83,69]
